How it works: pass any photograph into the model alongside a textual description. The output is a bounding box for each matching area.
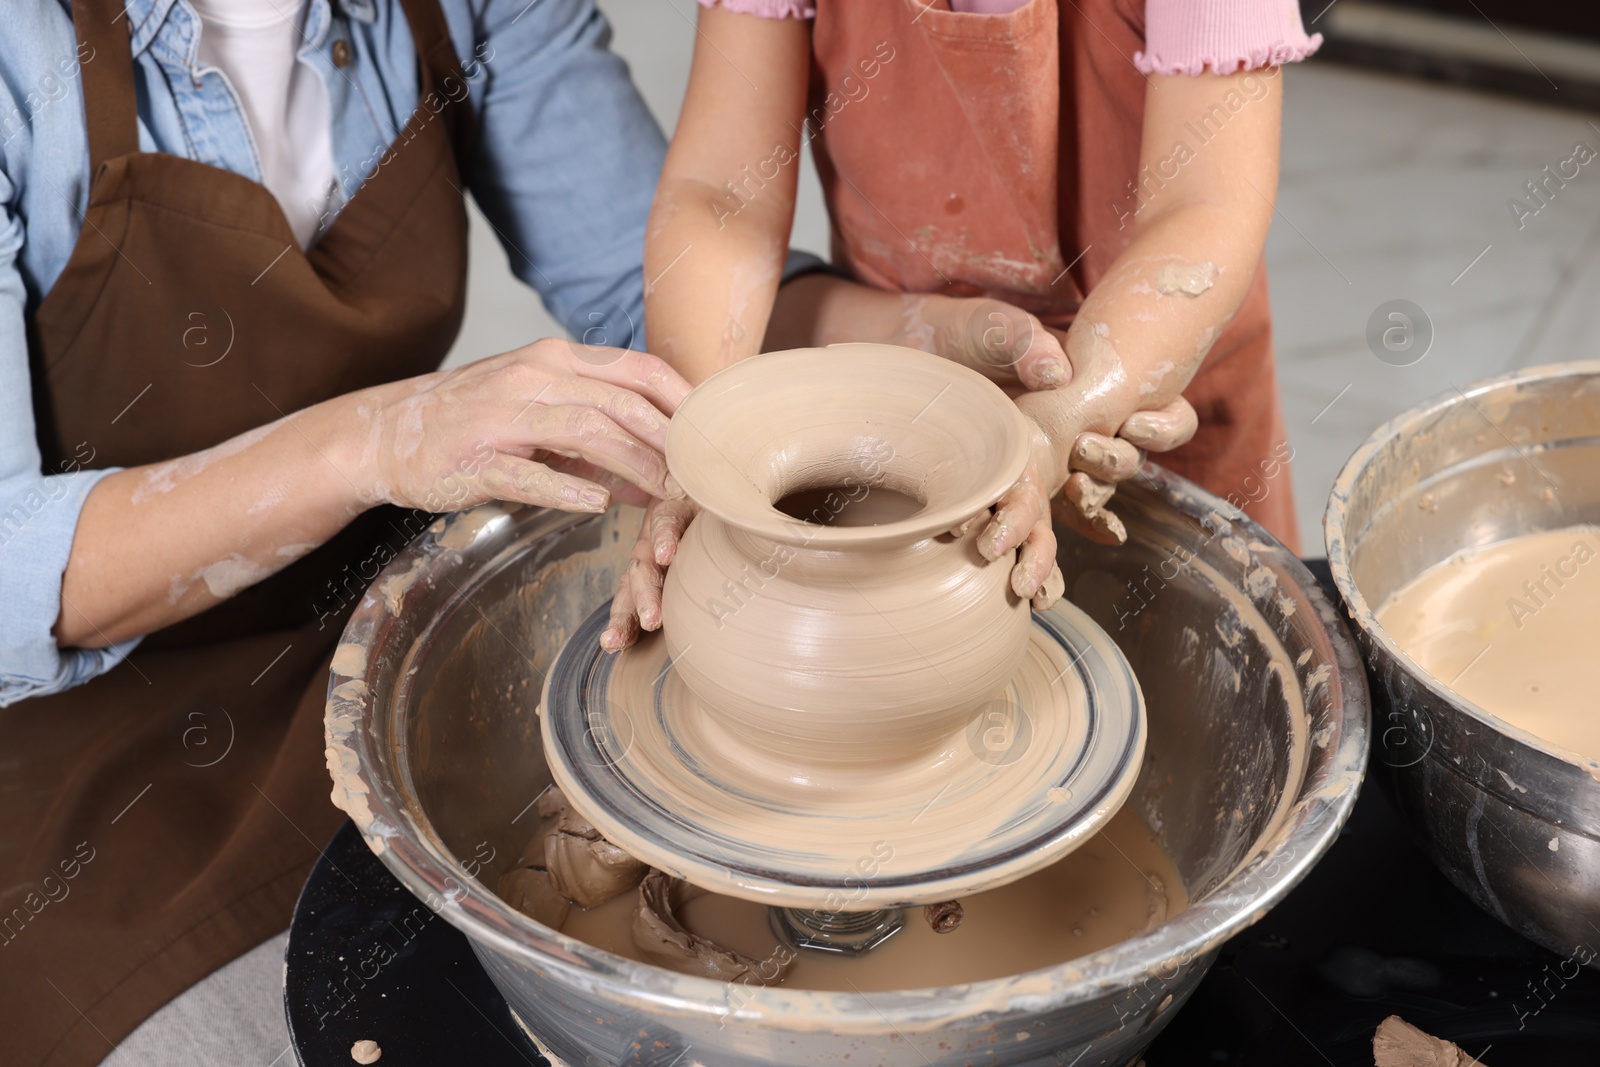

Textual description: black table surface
[285,562,1600,1066]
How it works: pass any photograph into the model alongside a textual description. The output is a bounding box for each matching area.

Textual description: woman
[0,1,691,1063]
[0,2,1196,1061]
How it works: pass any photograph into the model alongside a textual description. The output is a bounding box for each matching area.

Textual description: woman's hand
[356,339,690,514]
[56,339,690,649]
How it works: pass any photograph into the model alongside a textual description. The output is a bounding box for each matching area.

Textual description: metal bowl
[1324,361,1600,964]
[326,463,1367,1067]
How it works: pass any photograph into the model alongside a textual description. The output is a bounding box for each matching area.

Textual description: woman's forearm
[55,340,694,649]
[55,395,368,648]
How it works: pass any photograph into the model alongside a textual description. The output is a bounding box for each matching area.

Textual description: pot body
[326,458,1368,1067]
[662,513,1030,764]
[656,345,1038,765]
[1325,362,1600,965]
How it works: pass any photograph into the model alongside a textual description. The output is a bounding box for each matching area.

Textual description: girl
[603,0,1317,649]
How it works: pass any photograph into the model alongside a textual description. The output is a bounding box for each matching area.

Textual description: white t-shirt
[190,0,338,247]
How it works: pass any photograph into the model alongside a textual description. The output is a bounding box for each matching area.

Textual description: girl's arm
[643,7,811,384]
[972,67,1282,569]
[1017,67,1282,487]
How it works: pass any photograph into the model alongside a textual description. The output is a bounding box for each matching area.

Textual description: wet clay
[497,787,645,909]
[1152,261,1216,298]
[556,804,1183,992]
[1377,527,1600,762]
[549,594,1145,908]
[350,1039,383,1064]
[1373,1015,1488,1066]
[631,871,795,983]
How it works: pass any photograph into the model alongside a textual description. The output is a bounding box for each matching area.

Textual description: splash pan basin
[325,464,1367,1066]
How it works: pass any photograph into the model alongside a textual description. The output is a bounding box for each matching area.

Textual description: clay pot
[660,344,1034,767]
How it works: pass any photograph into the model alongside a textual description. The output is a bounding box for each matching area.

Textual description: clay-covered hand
[994,318,1199,551]
[895,294,1071,394]
[903,295,1194,560]
[956,426,1066,610]
[601,496,699,652]
[355,338,691,515]
[1058,396,1198,545]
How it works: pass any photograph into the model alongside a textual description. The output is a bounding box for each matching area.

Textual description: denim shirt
[0,0,667,704]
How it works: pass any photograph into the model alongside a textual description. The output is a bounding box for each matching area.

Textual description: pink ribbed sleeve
[698,1,1321,73]
[1135,0,1323,74]
[697,0,816,18]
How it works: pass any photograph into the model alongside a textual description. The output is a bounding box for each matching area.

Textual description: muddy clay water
[1376,526,1600,763]
[558,804,1185,992]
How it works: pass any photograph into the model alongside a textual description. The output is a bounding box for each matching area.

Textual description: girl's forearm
[1019,68,1281,483]
[1021,201,1266,447]
[55,395,369,648]
[644,177,792,385]
[642,7,810,386]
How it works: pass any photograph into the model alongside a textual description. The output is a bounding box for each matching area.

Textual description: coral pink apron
[808,0,1301,550]
[0,0,472,1063]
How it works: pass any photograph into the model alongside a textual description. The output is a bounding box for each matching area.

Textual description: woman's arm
[56,342,688,648]
[643,6,812,383]
[460,0,666,346]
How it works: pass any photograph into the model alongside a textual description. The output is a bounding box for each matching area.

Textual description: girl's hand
[969,394,1196,602]
[892,295,1072,394]
[601,496,698,652]
[1058,396,1198,544]
[356,339,691,514]
[961,425,1066,610]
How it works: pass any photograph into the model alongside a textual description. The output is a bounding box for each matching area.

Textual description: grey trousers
[98,931,292,1067]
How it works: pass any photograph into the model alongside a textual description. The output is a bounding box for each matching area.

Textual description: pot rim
[1322,359,1600,780]
[327,463,1368,1032]
[665,344,1034,548]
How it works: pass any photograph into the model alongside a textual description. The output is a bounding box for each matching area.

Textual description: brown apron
[1,0,472,1063]
[809,0,1302,550]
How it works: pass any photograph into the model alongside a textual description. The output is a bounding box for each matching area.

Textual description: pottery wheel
[541,600,1145,909]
